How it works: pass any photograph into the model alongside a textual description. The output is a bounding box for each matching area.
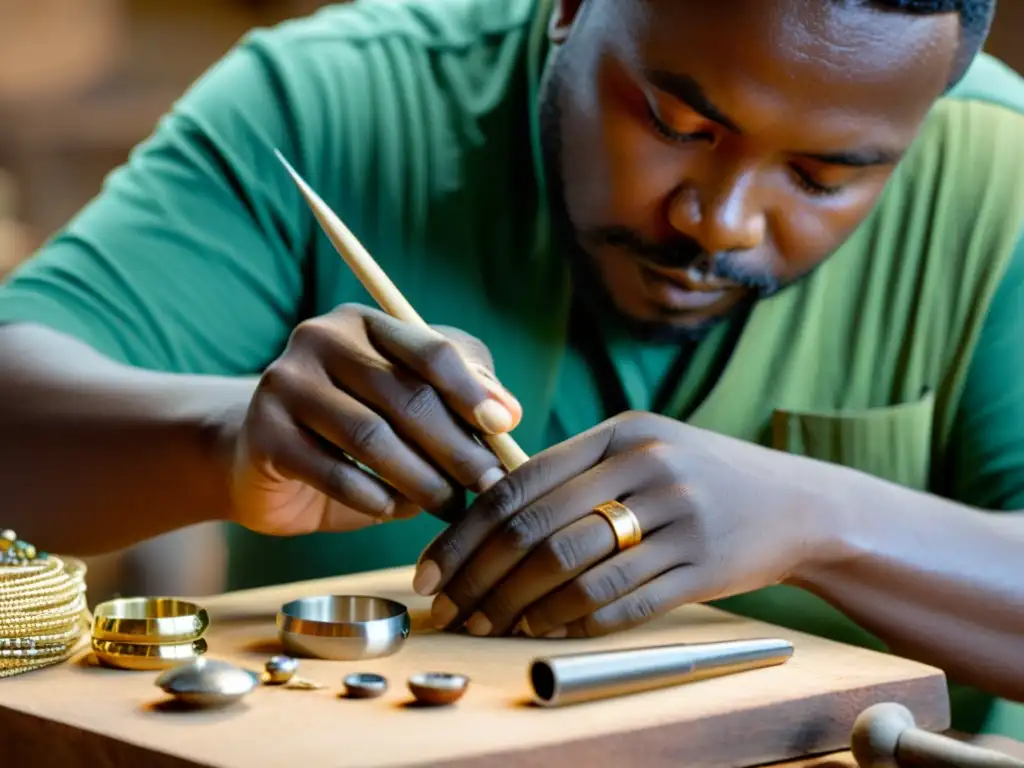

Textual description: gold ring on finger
[591,500,642,552]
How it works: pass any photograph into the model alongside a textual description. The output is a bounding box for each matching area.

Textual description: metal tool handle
[851,702,1024,768]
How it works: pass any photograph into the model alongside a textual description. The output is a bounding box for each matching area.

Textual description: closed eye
[644,100,713,144]
[791,166,844,197]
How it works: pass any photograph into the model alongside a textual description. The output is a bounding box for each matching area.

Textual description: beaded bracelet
[0,530,90,678]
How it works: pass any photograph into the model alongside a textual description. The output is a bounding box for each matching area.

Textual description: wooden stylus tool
[273,149,530,473]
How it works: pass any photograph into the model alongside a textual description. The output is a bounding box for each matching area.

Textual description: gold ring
[592,500,642,551]
[92,597,210,644]
[91,637,208,671]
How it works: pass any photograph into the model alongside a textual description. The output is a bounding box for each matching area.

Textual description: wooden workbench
[0,566,950,767]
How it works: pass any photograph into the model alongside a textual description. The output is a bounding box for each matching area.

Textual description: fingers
[319,341,505,495]
[523,518,695,638]
[414,440,682,599]
[463,488,685,636]
[245,304,529,531]
[271,304,523,515]
[413,428,615,597]
[247,397,417,522]
[272,358,464,514]
[419,450,684,630]
[362,309,522,434]
[564,559,708,638]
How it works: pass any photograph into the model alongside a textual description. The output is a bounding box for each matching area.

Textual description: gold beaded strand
[0,530,90,677]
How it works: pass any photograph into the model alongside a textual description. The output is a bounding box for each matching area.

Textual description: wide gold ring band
[592,500,642,552]
[91,597,210,644]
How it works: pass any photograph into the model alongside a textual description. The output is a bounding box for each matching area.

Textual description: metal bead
[343,672,388,699]
[407,672,469,706]
[263,655,299,685]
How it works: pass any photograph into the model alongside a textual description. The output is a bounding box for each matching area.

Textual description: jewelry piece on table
[343,672,388,699]
[90,597,210,671]
[155,657,260,709]
[591,501,642,551]
[0,530,89,678]
[0,529,38,564]
[262,655,298,685]
[407,672,469,706]
[91,597,209,645]
[91,637,208,672]
[277,595,410,661]
[284,676,326,690]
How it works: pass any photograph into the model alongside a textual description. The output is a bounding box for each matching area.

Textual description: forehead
[599,0,959,140]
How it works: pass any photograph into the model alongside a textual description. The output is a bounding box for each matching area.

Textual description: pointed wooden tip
[273,148,324,211]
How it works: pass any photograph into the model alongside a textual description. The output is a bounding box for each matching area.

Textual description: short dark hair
[844,1,997,87]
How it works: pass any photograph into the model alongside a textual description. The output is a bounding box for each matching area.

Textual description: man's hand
[229,304,521,536]
[413,410,843,638]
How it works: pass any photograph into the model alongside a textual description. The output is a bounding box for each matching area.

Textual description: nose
[667,168,766,254]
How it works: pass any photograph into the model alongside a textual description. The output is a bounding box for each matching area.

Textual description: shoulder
[945,53,1024,114]
[902,53,1024,214]
[256,0,539,44]
[165,0,543,165]
[868,53,1024,273]
[157,0,545,264]
[235,0,541,75]
[797,56,1024,414]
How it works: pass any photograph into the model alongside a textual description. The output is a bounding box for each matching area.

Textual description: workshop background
[0,0,1022,603]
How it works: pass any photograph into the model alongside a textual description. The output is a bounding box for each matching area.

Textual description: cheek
[770,183,889,279]
[560,69,680,228]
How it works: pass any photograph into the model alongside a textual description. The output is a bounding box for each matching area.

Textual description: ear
[549,0,585,44]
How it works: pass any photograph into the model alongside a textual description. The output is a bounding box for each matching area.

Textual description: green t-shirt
[3,0,1024,737]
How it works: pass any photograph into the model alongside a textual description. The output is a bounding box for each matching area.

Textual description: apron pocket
[771,390,935,491]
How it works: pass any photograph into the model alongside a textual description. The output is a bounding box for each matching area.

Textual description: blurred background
[0,0,1021,604]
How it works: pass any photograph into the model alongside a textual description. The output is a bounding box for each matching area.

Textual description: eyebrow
[645,69,901,167]
[647,70,743,133]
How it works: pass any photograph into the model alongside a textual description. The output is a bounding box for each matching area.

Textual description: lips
[637,264,738,313]
[641,262,740,293]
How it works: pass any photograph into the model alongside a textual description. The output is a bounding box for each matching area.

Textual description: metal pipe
[528,637,795,707]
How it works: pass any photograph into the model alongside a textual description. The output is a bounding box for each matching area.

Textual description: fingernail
[466,612,492,637]
[473,363,521,399]
[473,399,513,434]
[543,627,567,638]
[476,466,505,493]
[393,499,422,520]
[431,593,458,629]
[413,560,441,595]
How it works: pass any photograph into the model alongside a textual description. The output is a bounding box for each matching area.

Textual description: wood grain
[0,566,950,767]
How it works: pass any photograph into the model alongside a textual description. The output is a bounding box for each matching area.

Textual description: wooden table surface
[773,752,856,767]
[1,566,952,767]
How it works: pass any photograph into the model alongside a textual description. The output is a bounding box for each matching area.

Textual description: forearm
[793,464,1024,701]
[0,323,257,555]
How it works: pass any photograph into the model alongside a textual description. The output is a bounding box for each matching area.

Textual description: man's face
[539,0,959,341]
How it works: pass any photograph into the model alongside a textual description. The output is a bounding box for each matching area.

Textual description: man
[0,0,1021,740]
